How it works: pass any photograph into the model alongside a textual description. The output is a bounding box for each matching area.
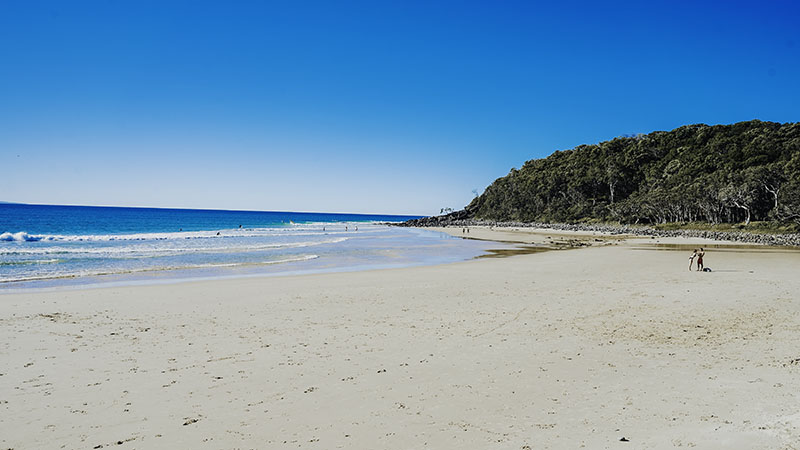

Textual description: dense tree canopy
[467,120,800,225]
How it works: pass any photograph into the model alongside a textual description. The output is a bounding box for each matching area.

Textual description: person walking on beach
[689,249,697,271]
[696,247,705,271]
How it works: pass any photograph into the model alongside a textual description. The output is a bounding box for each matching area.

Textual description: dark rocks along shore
[395,213,800,247]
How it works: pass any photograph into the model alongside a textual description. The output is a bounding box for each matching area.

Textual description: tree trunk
[609,182,616,204]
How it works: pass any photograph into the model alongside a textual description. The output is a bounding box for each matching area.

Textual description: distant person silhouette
[696,248,705,271]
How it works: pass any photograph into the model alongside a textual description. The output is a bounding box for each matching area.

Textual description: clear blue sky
[1,1,798,215]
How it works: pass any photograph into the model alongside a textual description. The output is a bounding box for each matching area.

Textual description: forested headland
[462,120,799,228]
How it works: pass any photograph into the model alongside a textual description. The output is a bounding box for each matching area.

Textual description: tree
[721,181,756,225]
[465,120,799,225]
[750,163,785,213]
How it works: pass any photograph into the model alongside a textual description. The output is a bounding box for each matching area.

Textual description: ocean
[0,203,497,290]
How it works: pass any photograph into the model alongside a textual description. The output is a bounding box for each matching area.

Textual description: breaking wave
[0,227,368,242]
[0,237,348,256]
[0,232,43,242]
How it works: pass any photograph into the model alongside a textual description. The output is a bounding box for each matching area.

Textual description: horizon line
[0,201,425,218]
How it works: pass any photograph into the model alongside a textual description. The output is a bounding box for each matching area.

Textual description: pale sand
[2,228,800,449]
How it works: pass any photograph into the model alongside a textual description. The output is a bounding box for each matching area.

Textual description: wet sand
[2,227,800,449]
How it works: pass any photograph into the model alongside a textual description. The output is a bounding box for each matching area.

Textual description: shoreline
[397,218,800,247]
[2,228,800,448]
[432,225,800,252]
[0,225,498,293]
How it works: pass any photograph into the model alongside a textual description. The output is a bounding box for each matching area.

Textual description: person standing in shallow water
[689,249,697,271]
[696,247,705,271]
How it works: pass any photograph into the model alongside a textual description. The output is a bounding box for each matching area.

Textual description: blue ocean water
[0,203,497,290]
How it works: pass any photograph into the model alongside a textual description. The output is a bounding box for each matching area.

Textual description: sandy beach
[2,227,800,449]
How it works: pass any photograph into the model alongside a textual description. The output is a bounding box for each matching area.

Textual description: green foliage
[467,120,800,225]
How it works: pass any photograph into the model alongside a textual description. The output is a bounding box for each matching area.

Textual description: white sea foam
[0,225,378,243]
[0,259,61,266]
[0,254,320,283]
[0,237,349,256]
[0,231,44,242]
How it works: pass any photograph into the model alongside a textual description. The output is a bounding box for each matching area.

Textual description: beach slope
[2,229,800,449]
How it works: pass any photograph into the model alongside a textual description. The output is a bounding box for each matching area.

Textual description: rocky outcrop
[400,209,472,227]
[397,214,800,247]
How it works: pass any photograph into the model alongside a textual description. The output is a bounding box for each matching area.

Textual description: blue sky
[1,1,798,215]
